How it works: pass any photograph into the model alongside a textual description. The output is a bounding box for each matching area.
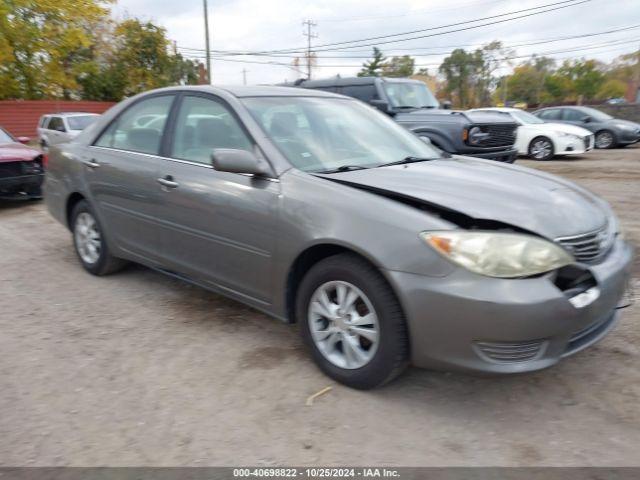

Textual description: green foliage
[358,48,386,77]
[597,79,627,99]
[0,2,200,101]
[382,55,415,77]
[439,42,512,108]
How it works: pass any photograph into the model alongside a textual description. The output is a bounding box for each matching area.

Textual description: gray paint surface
[44,85,633,373]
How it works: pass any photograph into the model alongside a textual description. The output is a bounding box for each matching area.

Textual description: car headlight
[466,126,489,145]
[557,132,580,140]
[421,231,574,278]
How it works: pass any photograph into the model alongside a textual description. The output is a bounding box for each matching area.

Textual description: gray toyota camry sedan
[44,86,633,389]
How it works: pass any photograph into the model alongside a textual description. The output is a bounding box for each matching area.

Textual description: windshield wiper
[376,156,437,168]
[317,165,369,174]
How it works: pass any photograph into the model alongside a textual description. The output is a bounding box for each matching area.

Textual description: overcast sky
[113,0,640,85]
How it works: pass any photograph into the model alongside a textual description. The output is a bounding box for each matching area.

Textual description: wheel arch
[65,192,87,230]
[285,242,401,325]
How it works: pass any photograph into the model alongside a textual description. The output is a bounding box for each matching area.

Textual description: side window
[95,95,173,155]
[341,85,377,102]
[563,109,584,121]
[540,109,561,120]
[171,95,253,164]
[48,117,65,132]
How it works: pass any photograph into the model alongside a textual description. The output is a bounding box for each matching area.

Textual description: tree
[0,0,113,99]
[506,65,543,105]
[439,49,481,108]
[556,59,605,101]
[382,55,415,77]
[597,79,627,99]
[358,47,386,77]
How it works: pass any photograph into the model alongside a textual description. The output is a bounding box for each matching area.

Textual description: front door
[85,94,175,264]
[154,94,280,305]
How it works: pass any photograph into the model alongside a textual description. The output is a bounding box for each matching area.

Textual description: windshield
[510,110,545,125]
[581,107,613,122]
[383,81,439,109]
[0,128,14,144]
[242,97,441,173]
[67,115,98,131]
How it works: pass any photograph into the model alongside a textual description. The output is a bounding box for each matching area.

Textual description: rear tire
[296,253,409,390]
[595,130,616,149]
[528,136,554,160]
[71,200,126,276]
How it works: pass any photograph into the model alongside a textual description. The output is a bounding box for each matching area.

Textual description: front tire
[71,200,126,276]
[297,253,409,389]
[595,130,616,149]
[528,136,554,160]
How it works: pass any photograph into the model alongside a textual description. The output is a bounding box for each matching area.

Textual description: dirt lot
[1,146,639,467]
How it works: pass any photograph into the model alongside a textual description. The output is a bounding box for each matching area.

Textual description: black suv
[295,76,518,163]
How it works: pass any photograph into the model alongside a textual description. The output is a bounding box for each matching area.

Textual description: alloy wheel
[596,131,613,149]
[531,139,552,160]
[74,212,102,265]
[307,281,379,369]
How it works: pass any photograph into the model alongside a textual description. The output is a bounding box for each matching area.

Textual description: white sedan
[470,107,594,161]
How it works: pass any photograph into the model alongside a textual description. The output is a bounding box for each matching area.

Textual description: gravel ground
[1,145,639,467]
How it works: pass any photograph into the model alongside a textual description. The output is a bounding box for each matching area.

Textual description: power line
[178,24,640,60]
[180,0,589,57]
[180,37,640,70]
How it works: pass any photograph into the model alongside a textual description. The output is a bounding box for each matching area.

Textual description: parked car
[469,107,594,160]
[37,113,100,149]
[0,127,45,199]
[533,106,640,149]
[294,77,519,163]
[44,86,632,389]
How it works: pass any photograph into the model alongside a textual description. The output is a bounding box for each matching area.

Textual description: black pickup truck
[295,76,518,163]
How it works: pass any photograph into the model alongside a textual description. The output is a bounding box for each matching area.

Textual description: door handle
[157,176,179,189]
[83,159,100,169]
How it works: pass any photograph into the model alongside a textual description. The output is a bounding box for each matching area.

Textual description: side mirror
[369,99,393,115]
[582,116,592,123]
[441,100,452,110]
[17,136,31,144]
[211,148,272,176]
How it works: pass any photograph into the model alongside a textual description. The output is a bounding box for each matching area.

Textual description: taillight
[42,153,49,168]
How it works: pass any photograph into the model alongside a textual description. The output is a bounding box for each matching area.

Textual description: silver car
[38,113,100,149]
[44,86,633,389]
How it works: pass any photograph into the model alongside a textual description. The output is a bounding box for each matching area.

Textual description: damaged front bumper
[0,173,45,200]
[387,237,633,373]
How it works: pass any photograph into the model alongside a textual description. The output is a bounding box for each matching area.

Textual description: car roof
[45,112,100,118]
[145,85,346,99]
[297,76,422,88]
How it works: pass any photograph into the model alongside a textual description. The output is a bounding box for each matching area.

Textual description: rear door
[84,94,176,264]
[153,93,280,305]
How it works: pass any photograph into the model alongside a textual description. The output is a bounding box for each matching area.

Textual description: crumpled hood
[0,143,40,163]
[318,157,609,239]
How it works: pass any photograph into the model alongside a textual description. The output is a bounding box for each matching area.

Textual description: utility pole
[203,0,212,84]
[302,19,317,80]
[242,68,248,85]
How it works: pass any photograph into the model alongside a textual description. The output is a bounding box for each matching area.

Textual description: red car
[0,127,45,200]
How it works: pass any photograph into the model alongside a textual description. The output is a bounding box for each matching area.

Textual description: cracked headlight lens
[421,231,574,278]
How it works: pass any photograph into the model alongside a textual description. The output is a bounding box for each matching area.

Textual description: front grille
[0,162,23,178]
[474,339,546,363]
[556,224,614,263]
[584,134,594,150]
[472,124,517,148]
